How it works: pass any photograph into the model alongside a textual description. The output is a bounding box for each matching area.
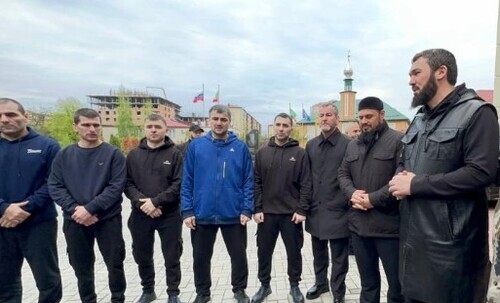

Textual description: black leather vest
[402,93,489,175]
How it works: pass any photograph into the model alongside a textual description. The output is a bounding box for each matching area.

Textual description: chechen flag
[213,89,219,103]
[193,92,204,103]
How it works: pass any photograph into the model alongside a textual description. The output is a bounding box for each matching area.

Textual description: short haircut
[412,48,457,85]
[209,104,231,121]
[318,101,339,115]
[0,98,25,114]
[274,112,293,126]
[145,113,167,126]
[73,108,101,124]
[344,122,359,134]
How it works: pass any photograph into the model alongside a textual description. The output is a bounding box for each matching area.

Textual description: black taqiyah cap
[358,96,384,111]
[189,125,204,132]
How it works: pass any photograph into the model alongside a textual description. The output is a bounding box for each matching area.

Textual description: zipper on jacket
[223,161,226,178]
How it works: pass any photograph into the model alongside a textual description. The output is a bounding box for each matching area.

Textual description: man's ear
[434,65,448,81]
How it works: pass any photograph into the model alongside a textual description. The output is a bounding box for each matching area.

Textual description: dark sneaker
[305,284,329,300]
[289,286,304,303]
[168,295,182,303]
[137,292,157,303]
[193,295,210,303]
[234,290,250,303]
[251,286,272,303]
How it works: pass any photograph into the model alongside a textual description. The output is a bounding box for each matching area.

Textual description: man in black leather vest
[389,48,499,303]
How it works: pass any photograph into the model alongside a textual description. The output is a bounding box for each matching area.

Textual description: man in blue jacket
[0,98,62,303]
[181,104,254,303]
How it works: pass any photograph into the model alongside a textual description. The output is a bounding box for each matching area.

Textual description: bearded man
[389,49,499,303]
[338,97,404,303]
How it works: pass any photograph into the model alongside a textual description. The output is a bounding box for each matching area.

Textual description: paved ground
[21,201,497,303]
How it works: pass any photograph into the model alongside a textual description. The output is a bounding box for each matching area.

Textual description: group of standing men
[0,47,499,303]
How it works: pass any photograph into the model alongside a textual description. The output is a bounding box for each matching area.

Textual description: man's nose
[409,76,415,86]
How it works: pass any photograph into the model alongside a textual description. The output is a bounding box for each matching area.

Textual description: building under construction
[88,93,181,126]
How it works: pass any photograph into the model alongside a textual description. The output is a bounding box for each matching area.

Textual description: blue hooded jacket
[181,131,254,224]
[0,128,60,228]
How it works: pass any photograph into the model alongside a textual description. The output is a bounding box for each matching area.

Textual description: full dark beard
[411,75,438,108]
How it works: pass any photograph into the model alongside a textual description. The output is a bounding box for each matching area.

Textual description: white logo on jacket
[289,157,296,162]
[27,149,42,154]
[230,148,235,152]
[163,160,171,165]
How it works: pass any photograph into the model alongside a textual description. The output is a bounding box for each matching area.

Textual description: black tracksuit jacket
[254,137,312,215]
[124,136,183,215]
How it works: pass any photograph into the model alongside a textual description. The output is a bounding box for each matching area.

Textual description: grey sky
[1,0,497,128]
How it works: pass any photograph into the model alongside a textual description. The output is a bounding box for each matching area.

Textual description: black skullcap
[358,96,384,111]
[189,125,204,132]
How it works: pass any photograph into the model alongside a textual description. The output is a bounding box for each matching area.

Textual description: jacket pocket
[438,200,455,241]
[345,154,359,162]
[373,152,396,178]
[445,200,469,240]
[373,152,394,160]
[401,132,418,160]
[426,129,458,160]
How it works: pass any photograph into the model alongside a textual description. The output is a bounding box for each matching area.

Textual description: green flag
[290,108,297,118]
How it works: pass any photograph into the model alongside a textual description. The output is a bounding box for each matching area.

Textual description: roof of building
[166,119,191,129]
[477,89,493,104]
[297,99,409,123]
[88,95,181,110]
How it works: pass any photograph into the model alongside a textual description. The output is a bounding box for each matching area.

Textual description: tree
[109,134,121,149]
[28,110,50,135]
[116,93,139,139]
[142,98,154,118]
[44,98,83,147]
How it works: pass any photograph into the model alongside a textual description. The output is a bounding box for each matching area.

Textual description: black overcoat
[305,128,350,240]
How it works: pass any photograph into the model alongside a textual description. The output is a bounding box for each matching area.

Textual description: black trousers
[128,211,183,296]
[256,214,303,286]
[351,233,404,303]
[191,224,248,296]
[0,219,62,303]
[63,215,126,303]
[311,236,349,298]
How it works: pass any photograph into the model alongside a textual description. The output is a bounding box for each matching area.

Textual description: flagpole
[218,84,220,103]
[202,83,205,117]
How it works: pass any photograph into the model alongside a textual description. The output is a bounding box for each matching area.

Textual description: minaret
[339,51,357,120]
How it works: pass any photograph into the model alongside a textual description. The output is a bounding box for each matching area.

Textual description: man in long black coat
[305,102,350,303]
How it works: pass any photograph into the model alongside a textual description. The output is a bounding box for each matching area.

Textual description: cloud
[0,0,497,132]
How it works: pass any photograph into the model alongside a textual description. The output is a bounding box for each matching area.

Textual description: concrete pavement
[20,201,391,303]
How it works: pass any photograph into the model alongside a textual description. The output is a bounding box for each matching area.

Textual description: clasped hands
[0,201,31,228]
[350,190,373,211]
[139,198,162,218]
[72,206,98,226]
[388,170,415,200]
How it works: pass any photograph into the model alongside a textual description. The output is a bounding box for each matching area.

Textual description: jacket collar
[317,127,341,146]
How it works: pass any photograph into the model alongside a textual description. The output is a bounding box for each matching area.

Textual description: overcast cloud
[0,0,498,129]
